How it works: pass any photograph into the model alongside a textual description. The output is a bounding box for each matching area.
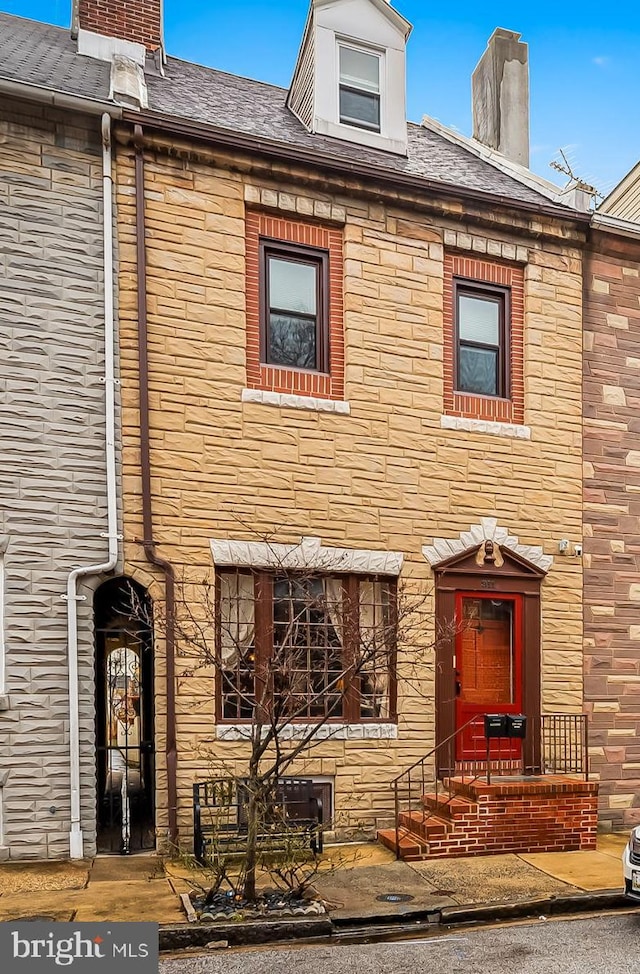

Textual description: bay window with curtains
[217,570,396,723]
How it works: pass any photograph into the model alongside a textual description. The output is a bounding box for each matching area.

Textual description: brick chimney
[73,0,163,53]
[472,28,529,168]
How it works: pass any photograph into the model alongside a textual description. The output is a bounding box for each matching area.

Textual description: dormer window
[287,0,412,157]
[339,45,381,133]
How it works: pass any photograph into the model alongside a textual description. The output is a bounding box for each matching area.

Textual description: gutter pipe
[65,113,119,860]
[0,77,121,118]
[133,124,179,847]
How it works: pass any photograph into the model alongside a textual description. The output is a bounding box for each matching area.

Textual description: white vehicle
[623,827,640,901]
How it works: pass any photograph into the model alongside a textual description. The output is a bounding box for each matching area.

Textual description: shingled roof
[0,11,575,213]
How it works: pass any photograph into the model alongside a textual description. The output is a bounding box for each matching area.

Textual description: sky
[3,0,640,197]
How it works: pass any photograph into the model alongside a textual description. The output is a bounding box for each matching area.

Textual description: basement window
[339,44,381,133]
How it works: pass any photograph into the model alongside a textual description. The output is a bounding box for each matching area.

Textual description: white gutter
[0,76,122,118]
[0,537,8,711]
[64,113,119,860]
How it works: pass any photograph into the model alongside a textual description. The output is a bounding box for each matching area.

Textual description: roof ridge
[420,114,575,208]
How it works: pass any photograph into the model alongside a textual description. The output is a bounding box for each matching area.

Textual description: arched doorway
[94,578,155,854]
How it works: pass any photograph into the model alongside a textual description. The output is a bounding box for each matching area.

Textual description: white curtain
[358,580,376,655]
[359,580,390,717]
[325,576,344,647]
[219,573,255,666]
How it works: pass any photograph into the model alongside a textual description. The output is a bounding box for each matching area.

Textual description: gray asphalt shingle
[0,13,111,100]
[0,12,569,210]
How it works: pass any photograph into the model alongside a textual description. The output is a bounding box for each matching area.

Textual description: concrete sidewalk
[0,834,630,930]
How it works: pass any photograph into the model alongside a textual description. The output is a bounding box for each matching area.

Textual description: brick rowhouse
[584,230,640,830]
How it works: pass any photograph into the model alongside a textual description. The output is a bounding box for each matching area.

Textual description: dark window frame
[453,278,511,399]
[215,570,398,725]
[259,238,330,374]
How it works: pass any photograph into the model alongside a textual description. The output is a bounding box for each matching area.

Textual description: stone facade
[116,132,586,845]
[0,97,111,858]
[584,230,640,830]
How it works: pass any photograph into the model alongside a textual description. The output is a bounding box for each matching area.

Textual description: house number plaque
[481,578,496,590]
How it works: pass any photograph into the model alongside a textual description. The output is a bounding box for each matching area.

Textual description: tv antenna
[549,148,603,200]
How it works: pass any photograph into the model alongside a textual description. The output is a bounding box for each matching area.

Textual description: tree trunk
[243,772,261,902]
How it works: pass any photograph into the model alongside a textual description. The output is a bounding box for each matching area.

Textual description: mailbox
[506,714,527,738]
[484,714,507,738]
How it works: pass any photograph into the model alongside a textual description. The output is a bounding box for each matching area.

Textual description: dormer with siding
[287,0,412,155]
[598,160,640,224]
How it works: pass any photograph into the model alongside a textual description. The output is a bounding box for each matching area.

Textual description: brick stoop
[378,775,599,860]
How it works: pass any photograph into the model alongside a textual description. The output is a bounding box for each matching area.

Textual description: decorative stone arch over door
[423,518,551,775]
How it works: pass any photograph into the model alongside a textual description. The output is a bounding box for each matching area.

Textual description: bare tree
[133,535,453,902]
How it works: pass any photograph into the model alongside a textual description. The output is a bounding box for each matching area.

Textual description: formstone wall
[115,137,585,844]
[0,98,111,858]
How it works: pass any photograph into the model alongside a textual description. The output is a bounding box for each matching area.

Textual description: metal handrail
[390,715,480,786]
[391,713,589,860]
[392,715,486,859]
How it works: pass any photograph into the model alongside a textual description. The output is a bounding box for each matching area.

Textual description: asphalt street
[160,912,640,974]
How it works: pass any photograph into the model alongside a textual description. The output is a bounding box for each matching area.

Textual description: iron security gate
[95,578,155,854]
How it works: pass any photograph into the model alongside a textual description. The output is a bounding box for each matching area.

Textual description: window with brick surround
[444,254,524,424]
[246,212,344,400]
[217,570,396,724]
[455,281,509,398]
[261,241,329,372]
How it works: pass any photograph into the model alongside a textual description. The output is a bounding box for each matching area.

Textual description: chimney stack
[472,28,529,168]
[74,0,163,53]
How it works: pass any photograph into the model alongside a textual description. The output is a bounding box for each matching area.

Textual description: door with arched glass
[94,578,155,854]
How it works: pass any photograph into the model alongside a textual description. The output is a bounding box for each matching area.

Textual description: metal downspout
[133,125,178,847]
[65,113,119,859]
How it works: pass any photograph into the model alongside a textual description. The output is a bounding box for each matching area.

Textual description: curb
[439,890,630,926]
[159,917,333,951]
[158,890,633,951]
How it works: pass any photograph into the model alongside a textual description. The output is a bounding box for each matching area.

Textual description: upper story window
[261,241,328,372]
[338,45,381,133]
[443,253,524,425]
[455,282,509,398]
[286,0,411,156]
[245,211,345,402]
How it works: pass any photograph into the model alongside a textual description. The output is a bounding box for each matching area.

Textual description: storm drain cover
[376,893,415,903]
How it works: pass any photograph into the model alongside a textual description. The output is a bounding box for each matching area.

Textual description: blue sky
[4,0,639,196]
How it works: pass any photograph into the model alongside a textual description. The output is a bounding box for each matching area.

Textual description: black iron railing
[390,713,589,859]
[193,776,323,864]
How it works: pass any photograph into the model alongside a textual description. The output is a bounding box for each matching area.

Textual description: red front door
[455,592,523,760]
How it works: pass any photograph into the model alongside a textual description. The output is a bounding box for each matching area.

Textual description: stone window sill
[441,414,531,440]
[242,388,351,414]
[216,723,398,741]
[0,695,9,712]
